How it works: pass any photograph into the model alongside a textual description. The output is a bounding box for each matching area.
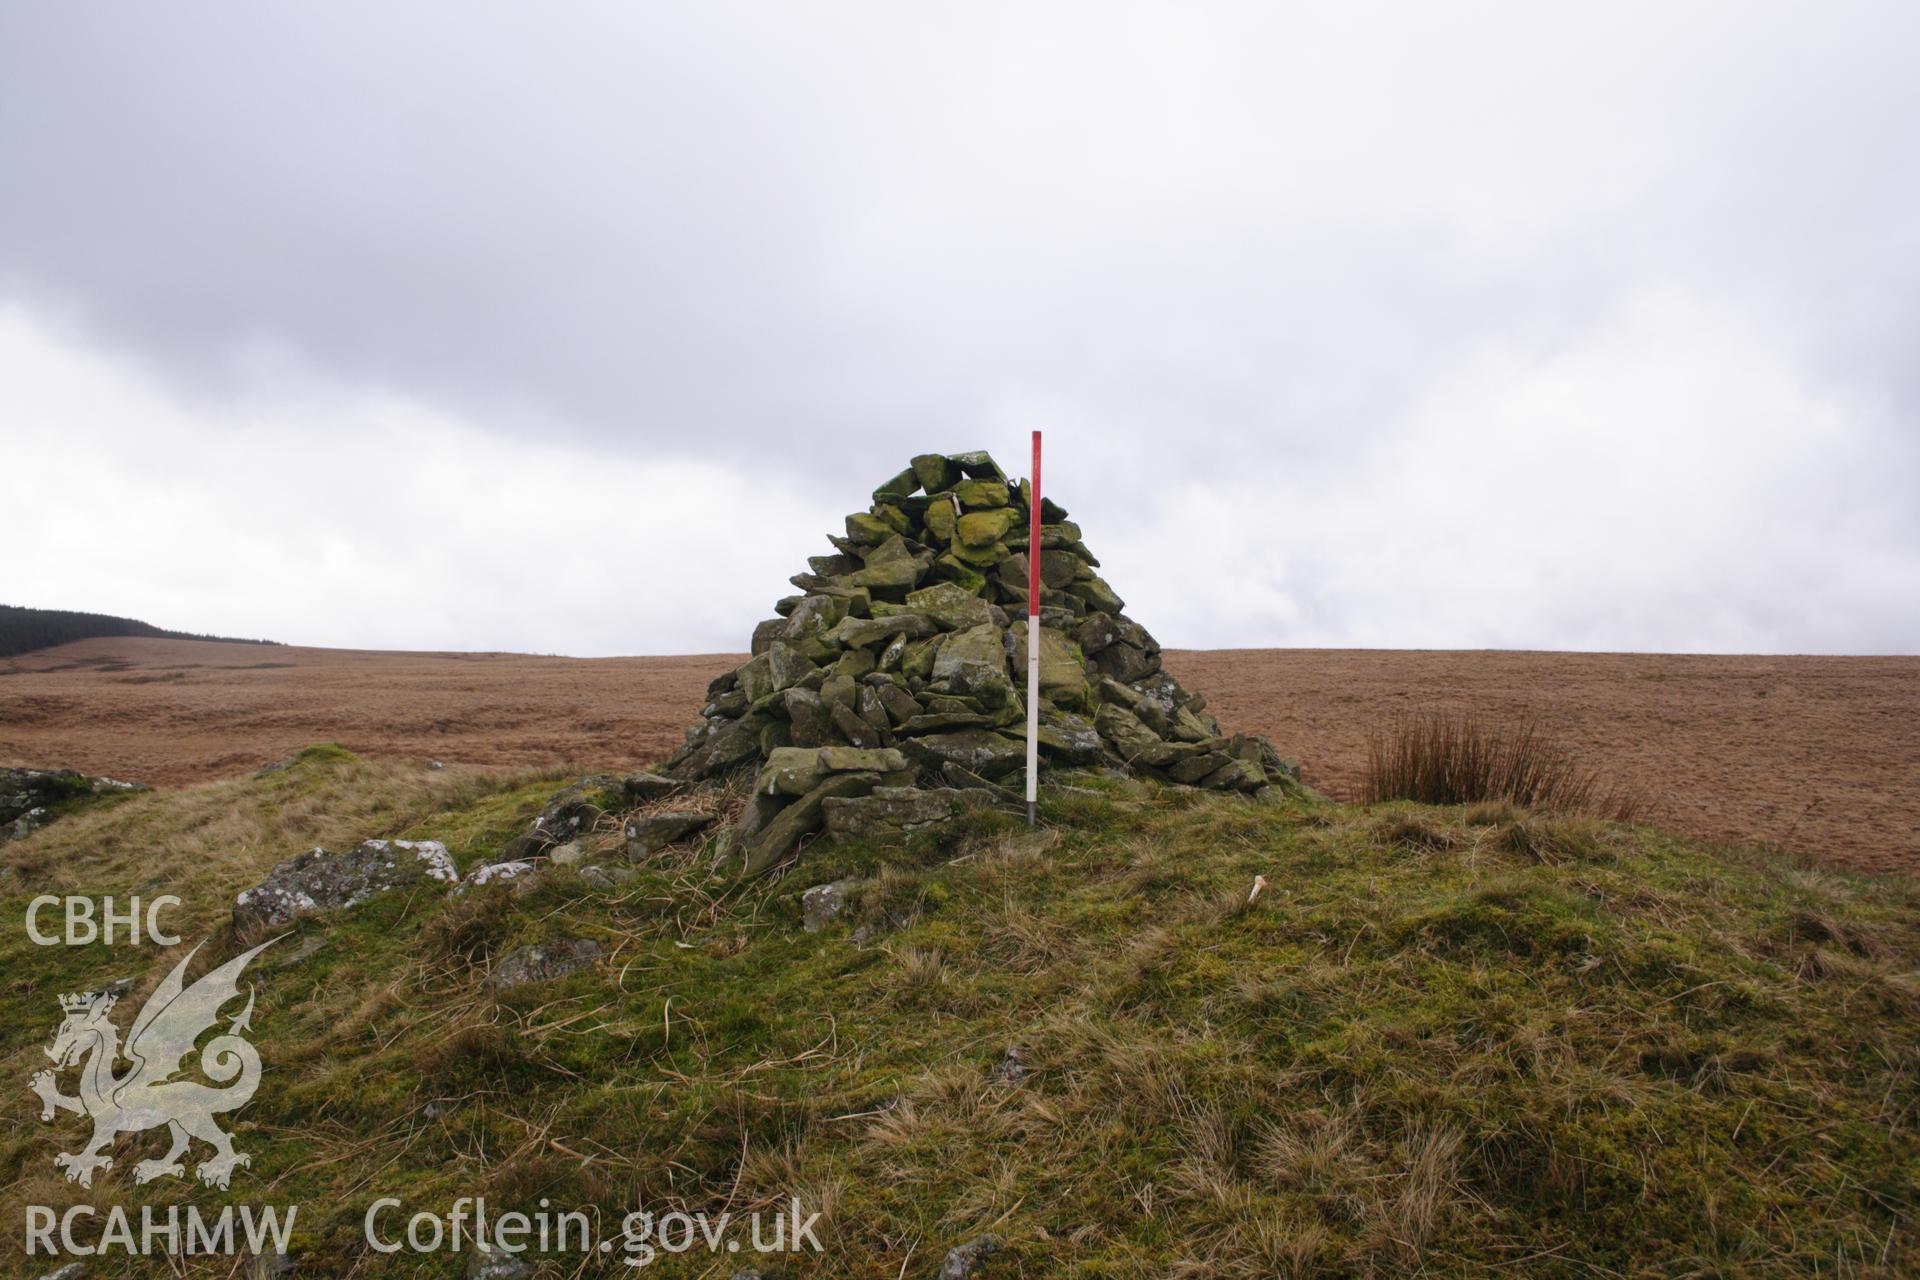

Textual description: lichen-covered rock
[1168,751,1233,784]
[956,507,1018,547]
[500,779,614,860]
[1094,641,1160,683]
[1037,710,1103,763]
[939,1235,1004,1279]
[912,453,961,491]
[1093,703,1163,765]
[990,1045,1030,1086]
[818,744,910,774]
[488,938,604,990]
[801,878,856,932]
[1202,756,1267,791]
[932,622,1015,707]
[899,729,1027,779]
[624,811,716,857]
[821,785,1000,840]
[623,770,683,803]
[0,767,146,844]
[753,745,909,799]
[849,535,922,591]
[4,806,51,843]
[955,477,1010,508]
[1011,620,1092,710]
[671,710,773,780]
[235,839,458,928]
[246,1256,295,1280]
[468,1255,532,1280]
[830,613,935,650]
[906,581,995,631]
[1067,574,1125,613]
[741,771,883,876]
[456,859,536,894]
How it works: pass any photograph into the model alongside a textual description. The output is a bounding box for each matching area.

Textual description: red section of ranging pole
[1029,433,1043,615]
[1026,431,1042,824]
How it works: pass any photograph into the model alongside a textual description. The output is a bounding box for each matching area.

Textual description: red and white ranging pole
[1026,430,1042,826]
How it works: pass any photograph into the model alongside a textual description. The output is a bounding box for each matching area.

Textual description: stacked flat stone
[665,450,1302,873]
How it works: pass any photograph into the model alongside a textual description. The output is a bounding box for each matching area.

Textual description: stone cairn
[665,450,1303,874]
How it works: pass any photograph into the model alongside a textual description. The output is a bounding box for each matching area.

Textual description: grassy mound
[1,751,1915,1277]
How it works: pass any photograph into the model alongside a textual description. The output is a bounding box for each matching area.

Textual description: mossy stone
[1039,549,1081,589]
[957,508,1018,548]
[896,728,1026,779]
[1168,751,1232,784]
[1067,574,1124,613]
[737,651,775,702]
[871,502,913,536]
[1094,702,1165,763]
[896,711,997,734]
[830,702,882,747]
[766,641,813,693]
[932,622,1014,708]
[933,553,988,593]
[845,511,894,545]
[907,581,994,631]
[741,770,880,875]
[755,718,791,754]
[901,636,941,683]
[829,614,934,650]
[947,540,1007,569]
[875,683,922,725]
[948,450,1007,481]
[1201,756,1266,791]
[817,745,909,774]
[1094,641,1159,683]
[780,593,847,643]
[784,688,837,748]
[1037,521,1083,549]
[821,672,858,714]
[912,454,960,492]
[955,478,1010,509]
[849,536,921,591]
[1011,620,1091,711]
[923,497,959,545]
[833,647,877,681]
[1036,710,1102,763]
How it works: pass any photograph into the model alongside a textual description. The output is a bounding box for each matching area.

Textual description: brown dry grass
[0,748,559,943]
[3,637,1917,873]
[1173,646,1919,876]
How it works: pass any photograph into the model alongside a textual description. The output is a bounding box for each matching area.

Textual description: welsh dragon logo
[30,937,277,1190]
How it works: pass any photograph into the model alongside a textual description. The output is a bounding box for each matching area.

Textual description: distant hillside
[0,604,279,659]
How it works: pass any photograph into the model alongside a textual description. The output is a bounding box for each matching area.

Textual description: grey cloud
[2,2,1916,652]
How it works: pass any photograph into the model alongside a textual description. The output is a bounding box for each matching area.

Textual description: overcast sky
[3,2,1915,656]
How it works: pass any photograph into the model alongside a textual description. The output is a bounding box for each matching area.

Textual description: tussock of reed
[1363,709,1642,820]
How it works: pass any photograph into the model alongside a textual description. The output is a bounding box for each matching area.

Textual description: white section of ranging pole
[1026,430,1042,826]
[1026,614,1040,824]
